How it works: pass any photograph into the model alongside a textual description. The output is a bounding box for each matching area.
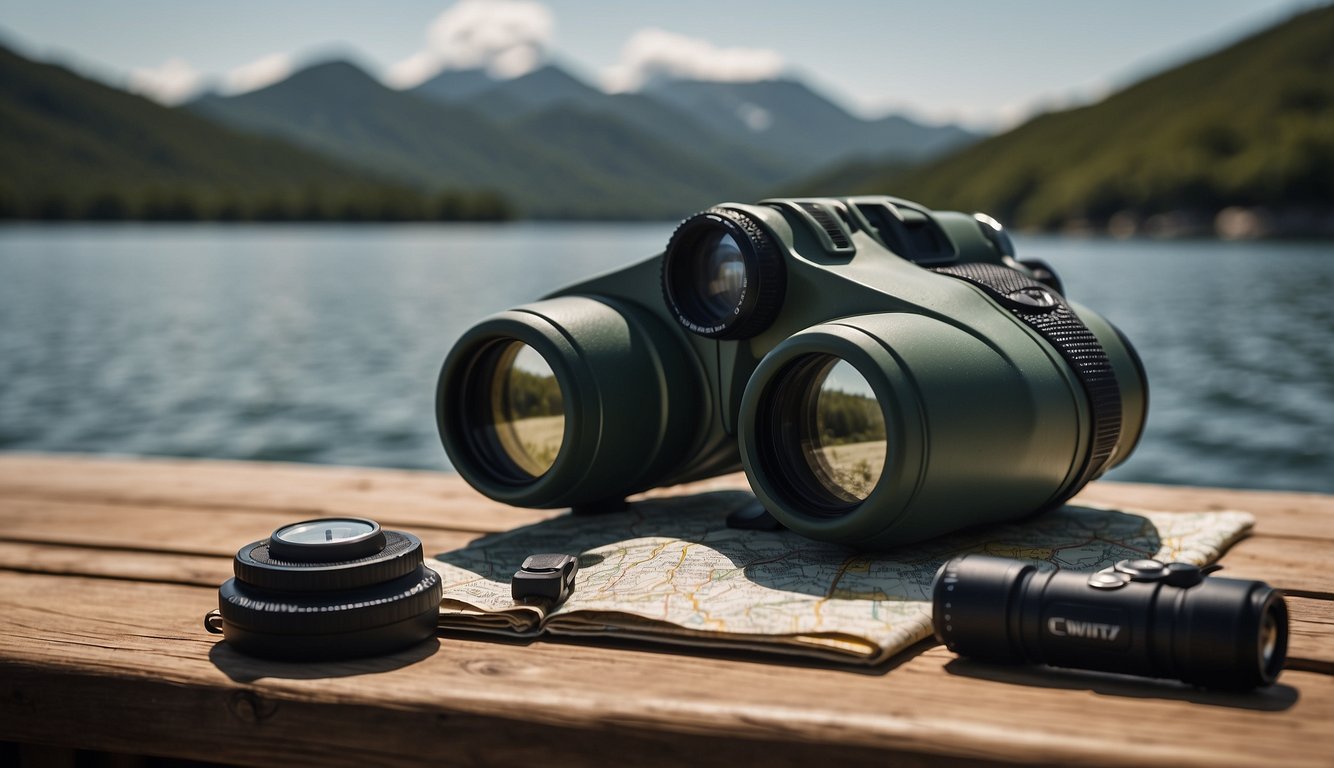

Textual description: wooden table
[1,454,1330,767]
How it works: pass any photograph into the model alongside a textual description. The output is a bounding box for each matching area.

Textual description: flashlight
[932,555,1287,690]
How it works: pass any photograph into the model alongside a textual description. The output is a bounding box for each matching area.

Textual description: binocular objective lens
[764,355,887,513]
[807,359,887,503]
[488,341,564,478]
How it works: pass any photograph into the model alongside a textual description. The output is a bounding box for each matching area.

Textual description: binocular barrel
[737,311,1094,546]
[933,554,1288,690]
[437,294,711,509]
[436,197,1149,547]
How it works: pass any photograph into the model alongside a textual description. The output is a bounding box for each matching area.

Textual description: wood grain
[1,571,1330,768]
[0,496,481,559]
[1,454,1331,767]
[1072,481,1334,541]
[1288,597,1334,673]
[0,453,554,533]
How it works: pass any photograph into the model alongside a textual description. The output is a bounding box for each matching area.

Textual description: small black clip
[512,553,579,605]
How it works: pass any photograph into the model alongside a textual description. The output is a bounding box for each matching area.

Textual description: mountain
[413,64,805,185]
[828,6,1334,234]
[461,64,606,119]
[0,45,492,220]
[773,154,915,198]
[643,77,978,170]
[411,67,498,103]
[510,105,766,205]
[189,60,762,218]
[190,61,537,191]
[411,62,978,184]
[410,63,981,201]
[2,43,981,222]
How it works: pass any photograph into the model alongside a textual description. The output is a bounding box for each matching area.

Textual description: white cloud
[386,50,442,89]
[223,53,293,95]
[128,57,203,104]
[603,29,784,92]
[386,0,553,88]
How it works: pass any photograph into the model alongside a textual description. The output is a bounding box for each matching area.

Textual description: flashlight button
[1114,558,1168,581]
[1164,562,1205,587]
[1088,571,1130,590]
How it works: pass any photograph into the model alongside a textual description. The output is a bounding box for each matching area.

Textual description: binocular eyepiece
[933,555,1288,690]
[437,196,1149,548]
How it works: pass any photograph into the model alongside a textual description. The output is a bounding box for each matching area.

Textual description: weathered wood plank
[0,453,557,533]
[1288,597,1334,674]
[0,662,984,768]
[1,539,1328,673]
[0,571,1330,768]
[3,489,1330,603]
[1072,481,1334,540]
[0,540,233,587]
[4,455,1330,540]
[0,497,481,559]
[1211,535,1334,599]
[2,456,1331,767]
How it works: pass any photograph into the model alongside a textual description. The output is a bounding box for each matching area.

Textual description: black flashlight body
[933,555,1288,690]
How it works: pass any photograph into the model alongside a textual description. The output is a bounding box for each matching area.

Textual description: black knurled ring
[218,566,442,634]
[661,207,786,340]
[233,531,425,592]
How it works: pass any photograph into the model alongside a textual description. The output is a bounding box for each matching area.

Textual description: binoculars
[436,196,1148,548]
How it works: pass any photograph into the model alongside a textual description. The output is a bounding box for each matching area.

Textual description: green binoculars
[436,196,1148,548]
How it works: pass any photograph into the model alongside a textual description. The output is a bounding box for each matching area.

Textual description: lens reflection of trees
[503,366,563,472]
[817,389,886,446]
[507,368,561,419]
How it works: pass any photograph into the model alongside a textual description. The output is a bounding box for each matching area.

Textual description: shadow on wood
[208,635,440,683]
[434,492,1167,601]
[942,658,1298,711]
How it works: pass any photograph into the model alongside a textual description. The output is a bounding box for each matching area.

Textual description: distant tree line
[506,368,562,420]
[818,390,886,447]
[0,185,513,222]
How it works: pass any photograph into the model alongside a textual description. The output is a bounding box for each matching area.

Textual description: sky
[0,0,1319,129]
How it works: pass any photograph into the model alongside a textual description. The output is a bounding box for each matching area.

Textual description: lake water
[1,224,1331,494]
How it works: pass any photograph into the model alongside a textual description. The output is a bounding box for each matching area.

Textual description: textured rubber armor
[933,262,1123,501]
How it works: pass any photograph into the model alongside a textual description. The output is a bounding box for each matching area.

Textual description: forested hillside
[796,6,1334,236]
[0,47,509,221]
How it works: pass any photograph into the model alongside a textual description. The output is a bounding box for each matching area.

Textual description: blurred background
[1,1,1331,492]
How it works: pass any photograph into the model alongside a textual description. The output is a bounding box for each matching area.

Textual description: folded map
[427,491,1253,664]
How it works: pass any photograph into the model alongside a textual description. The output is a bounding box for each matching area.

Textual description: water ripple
[1,224,1331,494]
